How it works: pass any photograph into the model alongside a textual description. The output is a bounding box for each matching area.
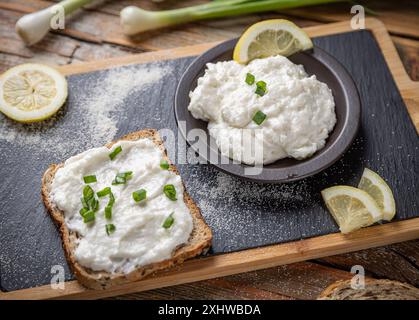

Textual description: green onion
[105,205,112,220]
[79,207,89,217]
[163,184,177,201]
[81,197,89,209]
[97,187,111,197]
[252,110,267,125]
[89,198,99,212]
[108,192,115,206]
[81,185,99,216]
[160,160,170,170]
[105,224,116,235]
[112,171,133,185]
[83,210,95,223]
[83,185,94,200]
[245,73,255,85]
[98,189,115,220]
[83,175,97,184]
[255,81,267,96]
[120,0,344,36]
[132,189,147,202]
[109,146,122,160]
[122,171,133,179]
[162,212,174,229]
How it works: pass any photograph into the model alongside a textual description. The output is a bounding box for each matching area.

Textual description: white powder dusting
[185,165,314,249]
[0,63,171,157]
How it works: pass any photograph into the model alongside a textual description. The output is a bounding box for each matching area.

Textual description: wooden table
[1,0,418,300]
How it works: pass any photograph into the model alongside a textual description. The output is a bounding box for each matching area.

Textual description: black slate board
[0,30,418,292]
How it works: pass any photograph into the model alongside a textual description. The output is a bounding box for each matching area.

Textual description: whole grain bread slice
[318,279,419,300]
[42,129,212,290]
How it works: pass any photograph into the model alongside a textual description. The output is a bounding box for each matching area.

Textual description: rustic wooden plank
[393,36,419,81]
[318,240,419,287]
[110,278,294,300]
[1,217,419,300]
[0,51,76,71]
[109,262,354,300]
[2,0,416,72]
[3,0,418,43]
[0,8,79,57]
[282,0,419,39]
[0,6,143,72]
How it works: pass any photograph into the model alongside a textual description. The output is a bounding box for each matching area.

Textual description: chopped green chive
[105,205,112,220]
[98,189,115,220]
[97,187,111,197]
[81,197,89,209]
[162,212,174,229]
[252,110,267,125]
[132,189,147,202]
[163,184,177,201]
[109,146,122,160]
[108,192,115,206]
[83,175,97,184]
[89,198,99,212]
[83,210,95,223]
[255,80,267,96]
[83,185,94,201]
[112,171,133,185]
[105,224,116,235]
[112,176,124,185]
[245,72,255,85]
[160,160,170,170]
[79,207,89,217]
[121,171,133,179]
[81,185,99,222]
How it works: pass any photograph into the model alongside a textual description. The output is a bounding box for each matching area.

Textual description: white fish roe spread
[188,55,336,165]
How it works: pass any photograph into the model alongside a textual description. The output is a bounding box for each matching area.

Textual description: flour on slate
[185,166,314,250]
[0,63,171,158]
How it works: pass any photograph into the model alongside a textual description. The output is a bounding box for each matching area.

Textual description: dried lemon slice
[233,19,313,64]
[321,186,383,234]
[358,168,396,221]
[0,63,67,122]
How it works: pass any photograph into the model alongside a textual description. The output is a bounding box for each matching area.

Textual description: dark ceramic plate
[174,39,361,183]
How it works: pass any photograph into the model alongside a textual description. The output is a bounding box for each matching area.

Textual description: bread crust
[41,129,212,290]
[318,279,419,300]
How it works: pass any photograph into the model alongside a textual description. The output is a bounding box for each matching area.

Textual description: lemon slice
[321,186,383,234]
[0,63,67,123]
[358,168,396,221]
[233,19,313,64]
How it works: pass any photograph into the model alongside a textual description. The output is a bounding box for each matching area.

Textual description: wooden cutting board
[1,18,418,300]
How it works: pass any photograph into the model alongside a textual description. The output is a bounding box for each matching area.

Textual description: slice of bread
[318,279,419,300]
[42,129,212,290]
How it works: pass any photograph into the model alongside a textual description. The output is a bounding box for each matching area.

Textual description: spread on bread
[50,138,193,274]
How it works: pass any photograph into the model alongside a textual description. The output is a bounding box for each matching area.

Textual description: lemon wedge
[233,19,313,64]
[358,168,396,221]
[0,63,67,123]
[321,186,383,234]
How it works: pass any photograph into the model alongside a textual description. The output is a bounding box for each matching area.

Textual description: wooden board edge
[57,43,219,76]
[1,217,419,300]
[56,20,368,75]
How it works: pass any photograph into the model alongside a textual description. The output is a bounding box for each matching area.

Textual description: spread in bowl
[187,55,336,165]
